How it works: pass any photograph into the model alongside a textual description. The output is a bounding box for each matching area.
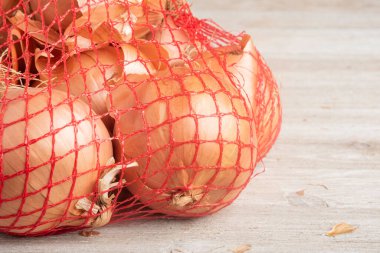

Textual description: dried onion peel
[29,0,80,32]
[0,87,113,235]
[109,68,258,216]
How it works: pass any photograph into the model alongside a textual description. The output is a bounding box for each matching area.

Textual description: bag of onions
[0,0,281,236]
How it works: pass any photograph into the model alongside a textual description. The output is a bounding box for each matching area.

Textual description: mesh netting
[0,0,281,236]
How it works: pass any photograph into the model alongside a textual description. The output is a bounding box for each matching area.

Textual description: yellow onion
[196,35,282,160]
[0,87,115,236]
[28,0,80,32]
[35,46,123,130]
[109,67,257,217]
[222,35,281,160]
[34,41,168,130]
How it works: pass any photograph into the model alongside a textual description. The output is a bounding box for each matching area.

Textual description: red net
[0,0,281,236]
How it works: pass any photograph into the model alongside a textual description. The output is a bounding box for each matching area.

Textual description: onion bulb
[34,42,168,131]
[224,35,282,160]
[35,46,124,129]
[63,1,145,50]
[196,35,282,160]
[0,87,113,235]
[109,67,257,217]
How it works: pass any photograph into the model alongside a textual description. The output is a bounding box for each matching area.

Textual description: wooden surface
[1,0,380,252]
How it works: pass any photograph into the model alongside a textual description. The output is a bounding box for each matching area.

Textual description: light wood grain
[1,0,380,252]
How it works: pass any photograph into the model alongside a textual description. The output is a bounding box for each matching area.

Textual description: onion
[0,87,115,235]
[109,67,257,216]
[225,35,281,160]
[35,46,124,129]
[28,0,80,32]
[34,42,168,131]
[196,35,282,160]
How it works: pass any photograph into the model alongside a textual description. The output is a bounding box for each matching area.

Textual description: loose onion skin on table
[0,87,113,236]
[109,68,258,217]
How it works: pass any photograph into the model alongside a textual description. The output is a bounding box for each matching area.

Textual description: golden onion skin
[198,35,282,161]
[110,69,258,217]
[29,0,79,32]
[0,88,112,236]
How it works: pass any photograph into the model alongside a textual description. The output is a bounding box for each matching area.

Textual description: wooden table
[1,0,380,252]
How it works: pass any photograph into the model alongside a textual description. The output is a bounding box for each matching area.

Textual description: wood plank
[1,0,380,252]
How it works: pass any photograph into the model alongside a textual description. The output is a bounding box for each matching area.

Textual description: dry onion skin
[62,0,167,51]
[109,68,258,217]
[28,0,80,32]
[228,36,282,160]
[0,87,113,236]
[154,15,191,65]
[34,42,168,130]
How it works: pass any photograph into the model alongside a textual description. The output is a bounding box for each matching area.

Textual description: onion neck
[170,189,204,208]
[74,159,138,228]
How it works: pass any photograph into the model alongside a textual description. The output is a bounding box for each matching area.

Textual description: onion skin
[0,88,112,236]
[29,0,79,32]
[229,37,282,160]
[35,46,124,131]
[110,68,257,217]
[197,35,282,160]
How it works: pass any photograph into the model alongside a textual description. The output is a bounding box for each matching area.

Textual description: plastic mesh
[0,0,281,236]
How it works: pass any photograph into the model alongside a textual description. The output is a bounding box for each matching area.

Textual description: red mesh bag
[0,0,281,236]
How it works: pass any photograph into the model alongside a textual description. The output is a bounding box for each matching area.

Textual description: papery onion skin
[29,0,79,32]
[110,69,257,217]
[0,88,112,236]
